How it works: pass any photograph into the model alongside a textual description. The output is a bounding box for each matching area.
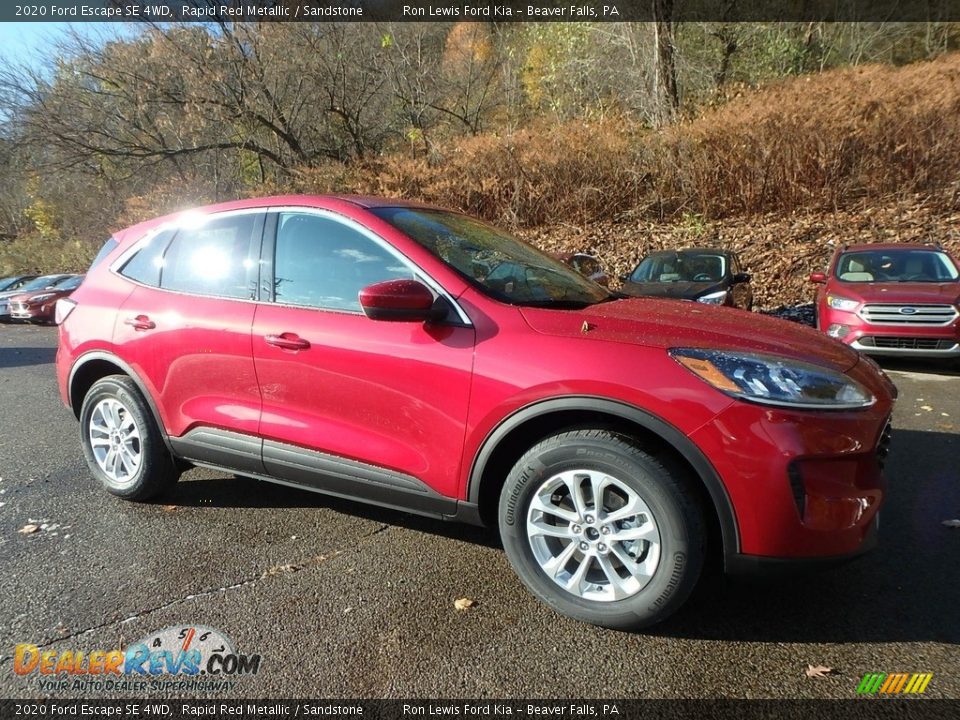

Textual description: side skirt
[170,427,461,521]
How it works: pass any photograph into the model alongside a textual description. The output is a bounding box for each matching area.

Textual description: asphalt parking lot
[0,323,957,700]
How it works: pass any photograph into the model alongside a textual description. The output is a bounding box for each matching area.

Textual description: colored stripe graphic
[858,673,932,695]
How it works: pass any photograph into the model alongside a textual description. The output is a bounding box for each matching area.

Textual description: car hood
[620,280,723,300]
[832,281,960,305]
[519,298,860,372]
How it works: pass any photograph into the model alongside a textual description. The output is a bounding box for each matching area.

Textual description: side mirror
[359,279,440,322]
[733,272,751,284]
[619,274,630,283]
[809,272,827,284]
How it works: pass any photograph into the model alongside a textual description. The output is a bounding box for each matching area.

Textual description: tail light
[54,298,77,325]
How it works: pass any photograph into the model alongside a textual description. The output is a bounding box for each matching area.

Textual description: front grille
[859,303,958,327]
[858,336,957,350]
[876,421,893,470]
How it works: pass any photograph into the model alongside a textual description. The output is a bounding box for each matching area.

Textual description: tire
[79,375,179,501]
[498,429,705,630]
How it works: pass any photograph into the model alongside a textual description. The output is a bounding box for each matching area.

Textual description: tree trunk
[652,0,679,127]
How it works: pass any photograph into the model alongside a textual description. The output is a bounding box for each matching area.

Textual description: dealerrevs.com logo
[13,625,261,693]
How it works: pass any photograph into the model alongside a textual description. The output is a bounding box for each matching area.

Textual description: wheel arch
[68,351,173,453]
[467,396,740,561]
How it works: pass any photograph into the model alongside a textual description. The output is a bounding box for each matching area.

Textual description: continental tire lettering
[650,552,685,611]
[504,460,545,526]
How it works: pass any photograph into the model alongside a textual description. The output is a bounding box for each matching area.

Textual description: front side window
[273,212,414,311]
[160,215,259,299]
[372,208,610,307]
[836,250,960,283]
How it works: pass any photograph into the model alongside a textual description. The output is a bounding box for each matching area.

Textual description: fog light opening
[827,324,851,339]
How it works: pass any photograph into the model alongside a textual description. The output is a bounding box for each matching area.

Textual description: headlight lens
[670,348,875,409]
[827,295,859,311]
[697,290,728,305]
[29,293,55,303]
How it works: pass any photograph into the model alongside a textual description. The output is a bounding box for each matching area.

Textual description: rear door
[114,210,266,475]
[251,209,475,512]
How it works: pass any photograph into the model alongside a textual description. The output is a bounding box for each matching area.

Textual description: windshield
[15,275,67,293]
[51,275,83,291]
[629,252,727,283]
[836,249,959,283]
[372,208,612,307]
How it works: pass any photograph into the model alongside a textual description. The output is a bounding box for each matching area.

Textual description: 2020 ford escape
[56,195,895,629]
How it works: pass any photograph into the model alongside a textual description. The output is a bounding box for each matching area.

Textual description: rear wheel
[79,375,179,501]
[498,429,705,630]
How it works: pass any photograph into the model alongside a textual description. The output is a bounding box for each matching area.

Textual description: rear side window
[160,214,260,300]
[118,231,173,287]
[89,238,118,271]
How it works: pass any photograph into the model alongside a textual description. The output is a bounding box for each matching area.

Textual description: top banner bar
[6,0,960,23]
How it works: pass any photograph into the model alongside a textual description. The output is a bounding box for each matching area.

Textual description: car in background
[811,243,960,359]
[556,252,610,287]
[0,275,38,293]
[9,274,84,324]
[620,248,753,310]
[0,273,72,322]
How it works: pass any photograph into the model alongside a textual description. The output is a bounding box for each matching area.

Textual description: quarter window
[273,212,414,311]
[160,215,260,299]
[118,231,173,287]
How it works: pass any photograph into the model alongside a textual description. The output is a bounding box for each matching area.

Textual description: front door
[251,210,475,511]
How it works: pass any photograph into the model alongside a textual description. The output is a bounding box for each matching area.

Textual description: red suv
[57,196,895,629]
[811,243,960,360]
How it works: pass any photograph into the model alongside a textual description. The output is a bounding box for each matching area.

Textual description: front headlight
[827,295,859,311]
[697,290,728,305]
[670,348,875,409]
[28,293,55,304]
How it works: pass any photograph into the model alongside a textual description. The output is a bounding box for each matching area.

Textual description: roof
[645,247,733,257]
[840,242,944,252]
[112,194,446,239]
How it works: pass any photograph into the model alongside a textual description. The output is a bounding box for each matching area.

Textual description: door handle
[264,333,311,351]
[124,315,155,331]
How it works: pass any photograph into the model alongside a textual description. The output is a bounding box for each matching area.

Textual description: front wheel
[79,375,180,501]
[498,429,705,630]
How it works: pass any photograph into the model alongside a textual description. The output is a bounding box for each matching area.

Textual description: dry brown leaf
[942,519,960,528]
[454,597,476,611]
[161,505,177,512]
[805,664,834,678]
[18,524,39,535]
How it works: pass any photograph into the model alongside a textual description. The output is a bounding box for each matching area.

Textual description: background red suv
[811,243,960,360]
[57,196,894,629]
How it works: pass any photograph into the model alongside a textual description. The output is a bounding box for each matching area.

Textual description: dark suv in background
[620,248,753,310]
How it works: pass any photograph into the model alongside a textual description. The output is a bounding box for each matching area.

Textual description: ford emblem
[899,307,918,315]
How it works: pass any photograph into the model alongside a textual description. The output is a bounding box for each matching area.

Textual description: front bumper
[9,303,51,322]
[689,358,893,561]
[822,307,960,358]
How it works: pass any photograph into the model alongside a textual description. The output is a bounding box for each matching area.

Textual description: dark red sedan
[9,274,84,324]
[56,195,894,629]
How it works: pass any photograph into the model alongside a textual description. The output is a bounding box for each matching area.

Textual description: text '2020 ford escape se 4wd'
[56,196,896,629]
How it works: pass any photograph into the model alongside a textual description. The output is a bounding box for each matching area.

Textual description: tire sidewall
[499,437,699,629]
[79,377,156,499]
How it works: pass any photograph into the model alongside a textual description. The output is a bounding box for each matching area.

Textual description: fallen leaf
[161,505,176,512]
[942,519,960,528]
[805,664,835,678]
[454,597,476,611]
[919,405,933,411]
[18,524,39,535]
